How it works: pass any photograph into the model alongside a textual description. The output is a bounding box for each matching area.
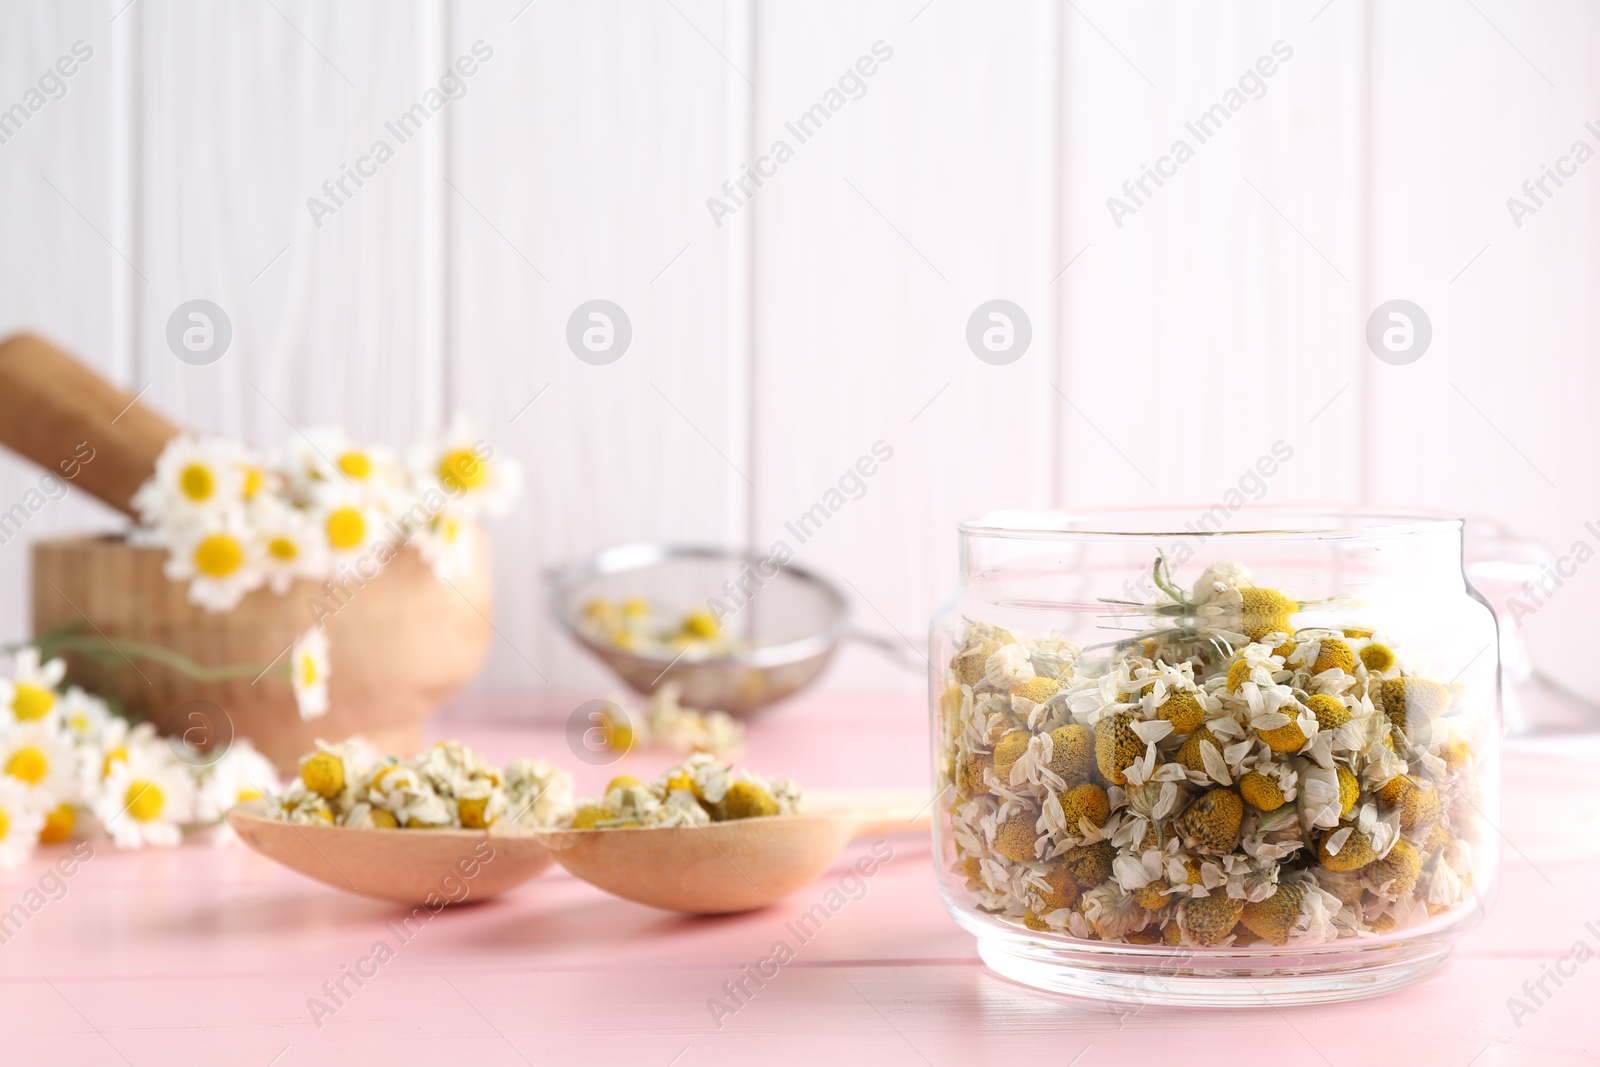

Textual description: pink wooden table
[2,693,1596,1066]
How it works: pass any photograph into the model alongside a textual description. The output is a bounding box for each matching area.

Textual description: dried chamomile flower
[1375,774,1413,806]
[300,751,346,799]
[957,639,1001,686]
[1379,677,1450,732]
[1057,783,1110,832]
[956,752,994,798]
[1336,767,1360,817]
[1312,639,1356,675]
[1181,893,1245,946]
[1225,658,1254,694]
[1011,676,1060,705]
[1317,826,1376,872]
[1157,692,1206,734]
[1304,693,1351,731]
[1175,788,1243,853]
[1061,839,1115,888]
[992,730,1032,779]
[1240,882,1307,945]
[1364,838,1422,897]
[1256,716,1308,755]
[720,780,781,819]
[1398,780,1441,830]
[1038,865,1080,911]
[1360,642,1397,673]
[1094,712,1143,786]
[1047,725,1094,784]
[1239,587,1297,641]
[1439,733,1471,773]
[1239,771,1286,812]
[1176,726,1224,772]
[994,810,1040,863]
[1131,880,1171,911]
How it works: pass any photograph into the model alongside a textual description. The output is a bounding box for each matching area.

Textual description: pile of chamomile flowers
[939,561,1479,948]
[272,739,573,831]
[566,753,801,829]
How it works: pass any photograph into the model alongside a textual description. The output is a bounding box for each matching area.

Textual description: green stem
[1150,551,1193,608]
[7,624,284,682]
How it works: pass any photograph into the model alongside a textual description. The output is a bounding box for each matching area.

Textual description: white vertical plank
[1365,0,1600,696]
[1057,2,1369,514]
[749,0,1062,693]
[135,0,446,449]
[447,0,753,691]
[0,0,135,650]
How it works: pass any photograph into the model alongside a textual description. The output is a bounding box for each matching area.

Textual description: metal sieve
[547,542,915,714]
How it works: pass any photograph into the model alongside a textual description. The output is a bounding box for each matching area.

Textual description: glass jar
[930,509,1500,1005]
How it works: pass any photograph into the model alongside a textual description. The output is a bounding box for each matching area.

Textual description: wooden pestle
[0,333,180,517]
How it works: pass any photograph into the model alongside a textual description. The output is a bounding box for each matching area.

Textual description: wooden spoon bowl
[533,788,930,914]
[226,799,555,905]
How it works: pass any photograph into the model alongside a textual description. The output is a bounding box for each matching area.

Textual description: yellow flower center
[194,533,245,578]
[13,684,55,721]
[102,746,127,777]
[241,466,264,500]
[5,746,49,785]
[0,808,8,840]
[458,796,493,829]
[39,803,74,844]
[438,449,488,493]
[179,463,215,502]
[325,507,366,551]
[680,608,720,639]
[236,787,263,803]
[300,752,345,798]
[337,452,372,479]
[299,655,318,687]
[125,781,164,822]
[267,536,299,561]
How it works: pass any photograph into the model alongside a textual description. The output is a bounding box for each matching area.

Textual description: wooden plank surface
[0,694,1592,1065]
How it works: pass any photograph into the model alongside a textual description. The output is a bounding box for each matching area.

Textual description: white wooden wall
[2,0,1596,704]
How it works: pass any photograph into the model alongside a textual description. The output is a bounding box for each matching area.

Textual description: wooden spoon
[533,788,932,914]
[226,799,556,905]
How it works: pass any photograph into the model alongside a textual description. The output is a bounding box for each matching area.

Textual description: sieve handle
[845,629,926,672]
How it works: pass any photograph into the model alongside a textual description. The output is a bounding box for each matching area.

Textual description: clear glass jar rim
[958,505,1465,541]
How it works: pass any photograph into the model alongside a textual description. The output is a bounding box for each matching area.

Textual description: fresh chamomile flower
[413,509,480,583]
[0,723,79,805]
[0,778,46,869]
[252,499,328,594]
[56,686,113,742]
[162,511,267,611]
[4,647,67,724]
[290,628,331,721]
[288,430,399,494]
[409,418,521,519]
[194,739,280,823]
[309,489,389,564]
[96,746,196,849]
[131,436,252,526]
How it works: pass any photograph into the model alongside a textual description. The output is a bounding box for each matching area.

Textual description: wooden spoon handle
[0,333,181,516]
[803,788,935,840]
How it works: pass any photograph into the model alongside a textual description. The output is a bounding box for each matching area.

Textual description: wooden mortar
[0,333,494,770]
